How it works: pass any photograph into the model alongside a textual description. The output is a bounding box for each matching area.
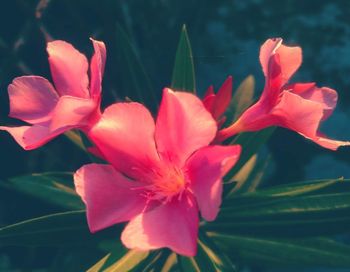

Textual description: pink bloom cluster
[1,37,348,256]
[216,38,350,149]
[0,39,105,150]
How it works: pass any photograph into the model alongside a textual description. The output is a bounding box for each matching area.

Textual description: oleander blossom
[0,38,106,150]
[217,38,350,150]
[74,88,241,256]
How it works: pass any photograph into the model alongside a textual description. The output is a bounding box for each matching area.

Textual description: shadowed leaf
[3,172,83,209]
[0,210,116,246]
[210,232,350,268]
[114,24,158,111]
[171,25,196,93]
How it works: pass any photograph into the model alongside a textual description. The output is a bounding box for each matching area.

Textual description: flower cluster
[1,37,348,256]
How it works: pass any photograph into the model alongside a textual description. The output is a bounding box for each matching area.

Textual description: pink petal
[155,88,217,167]
[186,145,241,221]
[49,96,97,132]
[121,193,198,256]
[212,76,232,120]
[311,134,350,151]
[89,102,160,180]
[285,82,316,94]
[272,91,324,139]
[260,38,283,77]
[216,100,277,142]
[8,76,58,124]
[260,38,302,86]
[74,164,147,233]
[89,38,106,98]
[0,124,62,150]
[290,84,338,121]
[261,54,283,105]
[47,40,89,98]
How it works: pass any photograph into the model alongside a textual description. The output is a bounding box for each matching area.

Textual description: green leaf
[253,177,348,197]
[177,232,236,272]
[225,153,270,197]
[4,172,83,210]
[160,253,178,272]
[224,154,257,197]
[114,24,158,111]
[88,249,149,272]
[226,127,275,180]
[227,75,255,123]
[209,232,350,268]
[177,255,200,272]
[134,250,171,272]
[0,210,115,246]
[64,130,86,151]
[197,232,237,271]
[171,24,196,93]
[205,179,350,237]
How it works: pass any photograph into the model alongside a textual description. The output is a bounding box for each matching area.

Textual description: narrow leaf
[226,154,270,197]
[226,127,275,179]
[4,172,83,210]
[64,130,86,151]
[0,210,115,246]
[177,232,236,272]
[227,75,255,123]
[209,232,350,268]
[88,249,149,272]
[160,253,178,272]
[206,180,350,237]
[171,24,196,93]
[114,24,158,111]
[254,177,347,197]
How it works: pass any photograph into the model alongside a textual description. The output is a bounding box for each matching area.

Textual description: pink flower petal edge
[186,145,241,221]
[74,164,147,232]
[217,38,350,150]
[1,38,106,150]
[121,193,199,256]
[155,88,217,167]
[76,89,241,256]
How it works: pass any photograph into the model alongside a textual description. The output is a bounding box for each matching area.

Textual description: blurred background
[0,0,350,270]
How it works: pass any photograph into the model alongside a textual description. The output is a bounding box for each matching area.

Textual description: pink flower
[0,38,106,150]
[217,38,350,150]
[202,76,232,127]
[74,88,241,256]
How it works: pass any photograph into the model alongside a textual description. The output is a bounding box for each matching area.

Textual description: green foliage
[227,127,275,179]
[0,210,87,246]
[171,25,196,93]
[207,179,350,237]
[226,75,255,123]
[210,233,350,268]
[113,24,158,112]
[2,172,83,210]
[88,249,149,272]
[177,233,236,272]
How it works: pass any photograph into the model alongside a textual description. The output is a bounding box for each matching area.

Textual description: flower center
[142,166,187,203]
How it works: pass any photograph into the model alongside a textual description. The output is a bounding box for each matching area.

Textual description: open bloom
[202,76,232,127]
[74,88,241,256]
[217,38,350,150]
[0,38,106,150]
